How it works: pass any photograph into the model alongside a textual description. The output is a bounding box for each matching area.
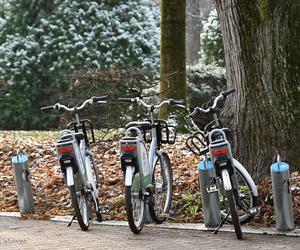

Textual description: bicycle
[186,89,258,239]
[41,96,107,231]
[118,97,185,233]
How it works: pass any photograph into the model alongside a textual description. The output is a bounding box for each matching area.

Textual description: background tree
[186,0,212,65]
[160,0,187,119]
[187,7,225,128]
[215,0,300,179]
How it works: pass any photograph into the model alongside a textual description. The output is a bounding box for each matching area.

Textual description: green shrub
[0,0,159,129]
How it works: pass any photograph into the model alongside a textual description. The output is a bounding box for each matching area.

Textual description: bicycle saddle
[58,132,85,143]
[125,121,152,130]
[210,128,231,142]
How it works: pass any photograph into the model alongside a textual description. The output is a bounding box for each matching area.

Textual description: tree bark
[160,0,187,118]
[215,0,300,180]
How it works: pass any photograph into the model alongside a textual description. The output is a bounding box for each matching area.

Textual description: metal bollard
[198,160,221,227]
[12,154,35,214]
[271,158,294,231]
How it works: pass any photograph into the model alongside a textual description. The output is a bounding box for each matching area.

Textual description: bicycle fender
[221,169,232,191]
[232,158,258,197]
[66,167,74,186]
[125,166,135,186]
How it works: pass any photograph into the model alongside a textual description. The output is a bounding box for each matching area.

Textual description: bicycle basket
[125,121,152,143]
[67,119,95,145]
[155,120,177,144]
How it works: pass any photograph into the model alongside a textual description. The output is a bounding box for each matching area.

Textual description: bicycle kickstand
[212,211,230,235]
[67,215,76,227]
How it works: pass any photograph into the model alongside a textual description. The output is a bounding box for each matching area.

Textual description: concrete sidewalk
[0,215,299,250]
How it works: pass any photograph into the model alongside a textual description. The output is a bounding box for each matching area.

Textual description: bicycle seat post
[74,108,81,127]
[149,104,155,124]
[212,112,220,128]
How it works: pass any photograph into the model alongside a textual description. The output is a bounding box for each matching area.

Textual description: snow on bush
[0,0,160,129]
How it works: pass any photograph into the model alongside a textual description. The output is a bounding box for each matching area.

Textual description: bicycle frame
[41,96,107,229]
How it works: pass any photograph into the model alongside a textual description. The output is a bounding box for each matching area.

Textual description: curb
[1,212,299,237]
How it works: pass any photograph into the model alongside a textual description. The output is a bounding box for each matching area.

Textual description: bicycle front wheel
[125,172,146,234]
[149,153,173,224]
[89,155,102,222]
[226,189,243,239]
[69,184,90,231]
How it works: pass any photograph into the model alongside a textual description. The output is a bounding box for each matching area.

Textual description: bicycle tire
[69,184,90,231]
[149,152,173,224]
[89,155,102,221]
[220,162,258,224]
[125,172,146,234]
[89,155,100,189]
[226,189,243,239]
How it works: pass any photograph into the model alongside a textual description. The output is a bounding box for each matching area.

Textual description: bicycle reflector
[122,146,137,152]
[58,147,73,153]
[212,147,228,157]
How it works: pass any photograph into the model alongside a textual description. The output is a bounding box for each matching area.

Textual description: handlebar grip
[118,97,135,102]
[41,105,55,112]
[169,99,185,106]
[92,96,107,102]
[221,88,235,98]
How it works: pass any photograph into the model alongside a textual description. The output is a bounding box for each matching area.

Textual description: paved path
[0,217,299,250]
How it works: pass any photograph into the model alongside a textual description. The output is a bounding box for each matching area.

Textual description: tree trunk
[215,0,300,180]
[186,0,213,65]
[160,0,187,118]
[186,0,201,65]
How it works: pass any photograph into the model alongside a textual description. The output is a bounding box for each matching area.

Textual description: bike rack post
[12,153,35,214]
[270,157,294,231]
[198,160,221,227]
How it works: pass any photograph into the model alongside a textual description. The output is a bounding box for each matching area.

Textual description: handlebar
[118,97,133,103]
[189,88,235,118]
[117,97,185,110]
[221,88,235,98]
[41,96,107,113]
[40,105,55,112]
[91,95,108,102]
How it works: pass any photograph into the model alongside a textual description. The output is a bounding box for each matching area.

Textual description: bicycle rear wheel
[149,153,173,224]
[69,182,90,231]
[226,189,243,239]
[219,161,257,224]
[125,172,146,234]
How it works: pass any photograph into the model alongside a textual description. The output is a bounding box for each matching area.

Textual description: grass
[1,130,57,140]
[0,129,125,141]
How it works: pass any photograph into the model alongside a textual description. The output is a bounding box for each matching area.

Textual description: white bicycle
[186,89,258,239]
[118,97,185,233]
[41,96,107,231]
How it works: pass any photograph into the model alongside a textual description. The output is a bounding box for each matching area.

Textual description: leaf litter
[0,131,299,226]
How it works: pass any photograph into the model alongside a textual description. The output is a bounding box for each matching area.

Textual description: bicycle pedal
[249,207,258,215]
[206,185,218,193]
[146,184,154,192]
[100,205,110,214]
